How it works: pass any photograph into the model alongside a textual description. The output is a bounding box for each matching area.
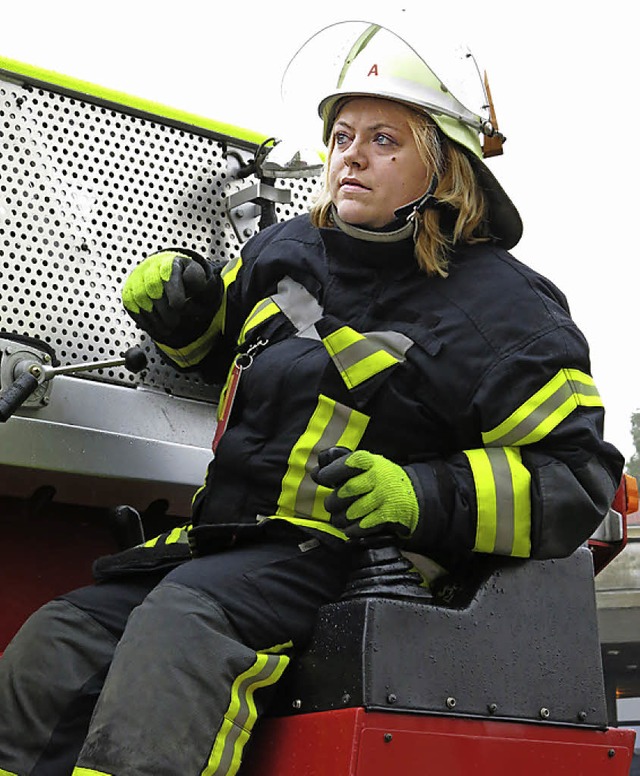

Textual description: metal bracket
[0,338,52,408]
[226,181,292,243]
[591,508,625,544]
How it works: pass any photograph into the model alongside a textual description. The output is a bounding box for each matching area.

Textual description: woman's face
[328,97,431,229]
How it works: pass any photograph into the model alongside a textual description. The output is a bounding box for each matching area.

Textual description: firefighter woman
[0,21,624,776]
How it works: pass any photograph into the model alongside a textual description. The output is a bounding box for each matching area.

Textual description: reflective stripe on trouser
[73,770,111,776]
[0,599,118,776]
[73,581,289,776]
[201,650,289,776]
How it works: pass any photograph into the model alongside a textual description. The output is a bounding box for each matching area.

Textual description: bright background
[1,0,637,461]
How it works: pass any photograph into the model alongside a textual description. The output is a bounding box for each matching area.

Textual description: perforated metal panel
[0,75,318,401]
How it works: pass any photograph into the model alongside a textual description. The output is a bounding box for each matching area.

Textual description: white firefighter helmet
[282,21,522,249]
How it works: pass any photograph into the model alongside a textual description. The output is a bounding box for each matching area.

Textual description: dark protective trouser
[0,524,351,776]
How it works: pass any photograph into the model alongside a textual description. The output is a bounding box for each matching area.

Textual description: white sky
[1,0,638,461]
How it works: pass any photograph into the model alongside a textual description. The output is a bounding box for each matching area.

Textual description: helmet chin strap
[393,172,439,223]
[331,173,440,243]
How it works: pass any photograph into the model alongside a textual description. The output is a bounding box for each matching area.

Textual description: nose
[343,137,366,168]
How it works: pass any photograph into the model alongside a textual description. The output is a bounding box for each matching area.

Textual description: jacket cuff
[401,462,445,553]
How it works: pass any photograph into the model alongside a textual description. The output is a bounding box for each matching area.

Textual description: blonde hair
[310,104,489,276]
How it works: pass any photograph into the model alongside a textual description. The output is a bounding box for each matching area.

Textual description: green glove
[122,248,220,345]
[313,448,421,539]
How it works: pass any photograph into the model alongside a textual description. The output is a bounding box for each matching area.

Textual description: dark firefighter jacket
[99,214,624,579]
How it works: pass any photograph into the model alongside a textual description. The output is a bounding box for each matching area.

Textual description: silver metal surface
[1,373,217,447]
[0,374,214,513]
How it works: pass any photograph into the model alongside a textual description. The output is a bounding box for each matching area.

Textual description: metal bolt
[384,733,393,743]
[292,699,302,710]
[5,346,12,355]
[539,707,550,720]
[608,749,616,758]
[29,365,42,379]
[341,693,351,704]
[42,395,50,405]
[43,354,51,363]
[386,693,397,704]
[578,711,587,722]
[446,697,457,709]
[243,228,253,238]
[487,703,498,715]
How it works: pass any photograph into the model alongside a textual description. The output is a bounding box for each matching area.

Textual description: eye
[334,131,351,146]
[374,133,394,146]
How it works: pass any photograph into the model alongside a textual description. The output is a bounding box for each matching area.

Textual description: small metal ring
[235,353,253,370]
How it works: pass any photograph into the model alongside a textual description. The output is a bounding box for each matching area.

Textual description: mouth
[340,178,370,192]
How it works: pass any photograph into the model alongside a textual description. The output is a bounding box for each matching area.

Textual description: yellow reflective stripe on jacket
[217,256,242,337]
[0,768,20,776]
[464,447,532,557]
[202,651,289,776]
[72,769,113,776]
[239,276,324,348]
[482,368,603,447]
[165,525,190,544]
[276,394,369,528]
[143,525,191,548]
[155,256,243,368]
[238,298,280,346]
[156,315,221,368]
[323,327,412,389]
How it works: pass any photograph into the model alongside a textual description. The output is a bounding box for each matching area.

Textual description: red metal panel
[242,708,366,776]
[355,715,636,775]
[241,709,636,776]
